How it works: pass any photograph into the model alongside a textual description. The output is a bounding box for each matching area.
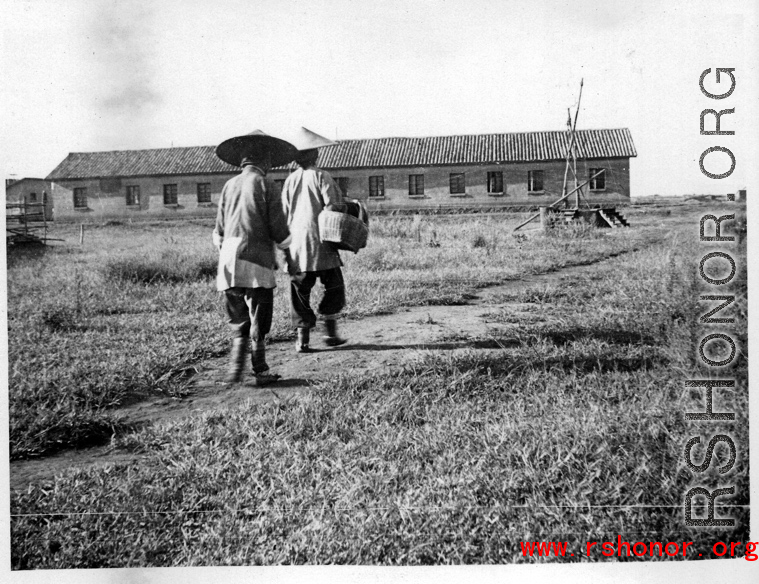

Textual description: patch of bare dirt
[9,253,634,491]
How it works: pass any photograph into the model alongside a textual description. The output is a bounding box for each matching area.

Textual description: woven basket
[318,209,368,253]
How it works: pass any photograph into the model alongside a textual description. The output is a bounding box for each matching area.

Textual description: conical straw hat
[283,127,338,151]
[215,130,298,168]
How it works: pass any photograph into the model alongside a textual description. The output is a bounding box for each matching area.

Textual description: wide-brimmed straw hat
[215,130,298,168]
[282,127,338,151]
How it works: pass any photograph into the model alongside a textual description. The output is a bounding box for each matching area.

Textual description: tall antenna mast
[572,79,584,208]
[560,79,584,208]
[561,108,573,204]
[515,79,628,232]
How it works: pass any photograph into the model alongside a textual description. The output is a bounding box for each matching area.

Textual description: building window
[29,192,38,202]
[163,184,178,205]
[589,168,606,191]
[528,170,544,193]
[409,174,424,197]
[126,185,140,206]
[197,183,211,203]
[449,173,466,195]
[369,176,385,198]
[334,177,349,196]
[487,171,504,194]
[73,187,88,209]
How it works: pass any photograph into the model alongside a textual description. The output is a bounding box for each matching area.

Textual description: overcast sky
[1,0,756,196]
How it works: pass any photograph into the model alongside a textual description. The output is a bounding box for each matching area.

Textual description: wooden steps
[544,207,630,229]
[597,208,629,228]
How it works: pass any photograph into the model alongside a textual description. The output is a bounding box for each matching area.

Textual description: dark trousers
[225,287,274,341]
[290,267,346,329]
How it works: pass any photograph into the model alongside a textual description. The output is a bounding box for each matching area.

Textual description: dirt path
[9,252,634,491]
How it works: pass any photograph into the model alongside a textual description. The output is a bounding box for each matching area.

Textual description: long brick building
[45,128,636,221]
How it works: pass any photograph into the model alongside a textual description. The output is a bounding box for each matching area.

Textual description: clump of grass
[544,221,606,239]
[38,306,80,332]
[104,248,217,284]
[370,216,426,240]
[413,313,438,325]
[472,234,488,248]
[515,284,560,305]
[19,410,127,455]
[361,248,392,271]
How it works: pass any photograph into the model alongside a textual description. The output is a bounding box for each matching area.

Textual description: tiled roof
[46,146,239,181]
[319,129,636,168]
[47,129,636,180]
[5,177,47,186]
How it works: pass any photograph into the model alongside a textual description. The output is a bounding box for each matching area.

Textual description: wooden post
[75,268,81,317]
[79,223,84,245]
[22,199,28,239]
[539,206,549,230]
[42,191,48,244]
[573,149,580,209]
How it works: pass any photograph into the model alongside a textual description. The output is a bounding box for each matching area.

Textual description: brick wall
[328,158,631,209]
[50,174,238,222]
[48,157,631,222]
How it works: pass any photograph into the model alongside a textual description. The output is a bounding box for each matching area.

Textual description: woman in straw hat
[213,130,296,385]
[281,127,348,352]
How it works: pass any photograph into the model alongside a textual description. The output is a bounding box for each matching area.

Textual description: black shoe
[225,337,248,383]
[323,319,347,347]
[253,372,281,387]
[295,327,315,353]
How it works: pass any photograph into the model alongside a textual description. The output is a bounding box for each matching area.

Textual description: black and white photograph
[1,0,756,581]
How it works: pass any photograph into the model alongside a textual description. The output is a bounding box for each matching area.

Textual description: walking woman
[213,130,296,384]
[281,127,347,352]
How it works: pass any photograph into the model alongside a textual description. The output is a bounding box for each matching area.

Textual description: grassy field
[8,213,654,459]
[8,206,749,567]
